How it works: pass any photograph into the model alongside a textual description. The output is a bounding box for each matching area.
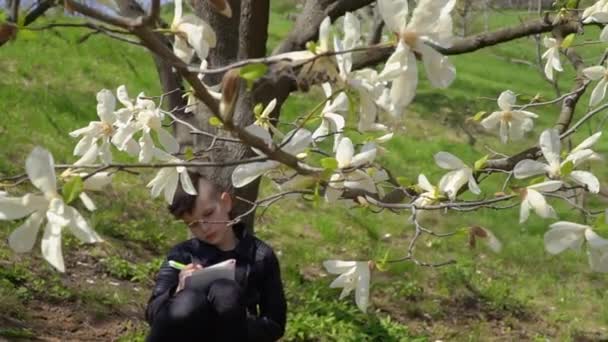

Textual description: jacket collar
[193,223,255,262]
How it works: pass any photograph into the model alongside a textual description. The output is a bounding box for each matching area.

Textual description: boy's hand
[176,263,203,293]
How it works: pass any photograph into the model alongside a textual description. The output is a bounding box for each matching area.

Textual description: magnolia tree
[1,0,607,313]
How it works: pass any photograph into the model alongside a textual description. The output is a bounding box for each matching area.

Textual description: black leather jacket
[145,228,287,341]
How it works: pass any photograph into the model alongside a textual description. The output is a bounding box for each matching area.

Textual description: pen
[168,260,187,270]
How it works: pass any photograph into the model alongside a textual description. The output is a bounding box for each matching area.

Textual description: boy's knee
[168,288,205,322]
[207,279,243,316]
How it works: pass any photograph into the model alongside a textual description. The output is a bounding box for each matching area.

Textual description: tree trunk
[188,0,271,232]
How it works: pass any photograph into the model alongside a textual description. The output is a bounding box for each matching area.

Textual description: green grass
[0,5,607,341]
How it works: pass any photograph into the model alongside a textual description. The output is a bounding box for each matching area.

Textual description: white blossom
[332,14,390,131]
[583,63,608,106]
[323,260,371,312]
[0,147,102,272]
[434,152,480,200]
[544,221,608,273]
[377,0,457,114]
[69,89,118,165]
[79,172,113,211]
[514,129,601,193]
[171,0,217,63]
[480,90,538,144]
[541,37,563,81]
[250,98,283,138]
[312,83,348,152]
[325,138,378,202]
[146,149,197,204]
[111,85,179,162]
[231,129,312,188]
[519,180,562,223]
[581,2,608,42]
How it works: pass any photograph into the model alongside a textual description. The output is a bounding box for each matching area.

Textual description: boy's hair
[168,171,201,219]
[167,172,234,219]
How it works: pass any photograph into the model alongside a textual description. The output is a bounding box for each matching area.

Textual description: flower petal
[79,192,97,211]
[66,206,103,243]
[179,170,198,195]
[497,90,516,111]
[336,137,355,168]
[8,212,44,253]
[116,85,132,108]
[163,170,180,204]
[418,174,434,193]
[513,159,549,179]
[570,170,600,193]
[480,112,501,131]
[231,161,279,188]
[582,65,606,81]
[26,147,57,194]
[74,143,99,166]
[323,260,357,274]
[0,196,37,220]
[147,168,172,198]
[590,78,608,107]
[527,189,557,219]
[539,128,561,167]
[390,50,417,110]
[572,132,602,153]
[282,129,312,155]
[377,0,408,32]
[527,180,562,192]
[41,221,65,272]
[96,89,116,124]
[154,127,178,155]
[418,43,455,88]
[438,168,469,200]
[434,151,465,170]
[350,143,377,168]
[355,263,370,313]
[544,221,588,254]
[139,132,154,163]
[519,196,531,223]
[82,172,113,191]
[344,170,377,194]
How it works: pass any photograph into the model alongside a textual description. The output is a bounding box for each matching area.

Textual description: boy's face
[182,180,234,247]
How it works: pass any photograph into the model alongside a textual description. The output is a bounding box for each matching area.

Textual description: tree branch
[354,16,581,69]
[273,0,374,54]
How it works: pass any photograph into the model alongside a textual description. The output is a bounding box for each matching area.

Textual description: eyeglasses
[187,218,234,228]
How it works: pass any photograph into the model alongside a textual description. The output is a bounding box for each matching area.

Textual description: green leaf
[320,157,338,171]
[472,111,487,122]
[528,176,546,186]
[474,155,489,171]
[396,176,411,187]
[0,11,6,22]
[561,33,575,49]
[312,183,320,209]
[594,211,608,235]
[566,0,578,9]
[62,177,84,205]
[253,103,264,117]
[184,146,194,161]
[560,160,574,177]
[305,41,317,53]
[208,116,223,127]
[239,63,268,83]
[375,250,391,272]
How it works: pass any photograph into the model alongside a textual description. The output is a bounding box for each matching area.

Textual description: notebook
[188,258,236,289]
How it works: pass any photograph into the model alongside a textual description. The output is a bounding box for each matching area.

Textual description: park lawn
[0,3,606,341]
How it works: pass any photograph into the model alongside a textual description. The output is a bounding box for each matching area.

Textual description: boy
[145,173,286,341]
